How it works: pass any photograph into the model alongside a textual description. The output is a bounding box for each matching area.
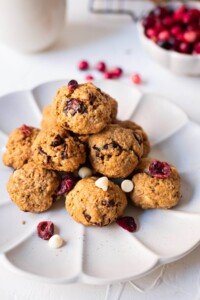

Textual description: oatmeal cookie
[2,125,40,169]
[88,124,143,178]
[41,105,57,130]
[7,162,60,213]
[32,126,86,172]
[116,120,150,157]
[66,177,127,226]
[130,158,181,209]
[51,82,112,134]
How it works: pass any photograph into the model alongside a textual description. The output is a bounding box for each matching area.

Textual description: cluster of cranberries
[78,60,123,80]
[78,60,142,85]
[142,5,200,55]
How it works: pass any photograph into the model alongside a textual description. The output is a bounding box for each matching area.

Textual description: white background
[0,0,200,299]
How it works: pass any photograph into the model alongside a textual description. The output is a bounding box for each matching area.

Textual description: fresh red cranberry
[184,31,197,43]
[85,75,94,81]
[57,175,75,196]
[149,160,172,179]
[157,40,171,50]
[176,33,185,42]
[153,6,168,18]
[103,71,113,79]
[130,73,141,85]
[68,80,78,91]
[171,26,182,36]
[154,22,165,33]
[158,30,170,41]
[142,16,155,29]
[78,60,89,70]
[116,216,137,232]
[96,61,106,72]
[163,17,174,27]
[111,67,123,78]
[146,28,157,40]
[182,13,193,25]
[174,5,188,21]
[20,124,32,137]
[179,42,191,54]
[37,221,54,240]
[193,42,200,54]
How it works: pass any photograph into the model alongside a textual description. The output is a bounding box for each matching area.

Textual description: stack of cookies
[3,80,181,227]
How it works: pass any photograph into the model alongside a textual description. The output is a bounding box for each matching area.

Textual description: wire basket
[89,0,198,21]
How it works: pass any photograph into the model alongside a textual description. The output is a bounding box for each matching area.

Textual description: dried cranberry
[116,216,137,232]
[61,143,68,159]
[37,221,54,240]
[149,160,172,179]
[68,80,78,91]
[78,60,89,70]
[57,175,75,195]
[96,61,106,72]
[83,211,91,222]
[64,99,85,116]
[50,135,65,147]
[20,124,31,137]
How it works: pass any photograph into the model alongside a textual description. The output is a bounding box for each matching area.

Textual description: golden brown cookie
[41,105,57,130]
[2,125,40,169]
[101,91,118,122]
[7,162,60,213]
[66,177,127,226]
[51,82,112,134]
[130,158,181,209]
[116,120,150,157]
[88,124,143,178]
[32,126,86,172]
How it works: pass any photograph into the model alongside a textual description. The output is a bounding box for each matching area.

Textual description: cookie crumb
[22,220,26,225]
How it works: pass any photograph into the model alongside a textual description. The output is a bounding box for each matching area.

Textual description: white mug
[0,0,66,52]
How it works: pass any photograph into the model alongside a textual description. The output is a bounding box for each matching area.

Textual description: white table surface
[0,1,200,299]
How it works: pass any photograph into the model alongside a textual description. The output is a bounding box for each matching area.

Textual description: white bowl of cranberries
[138,3,200,75]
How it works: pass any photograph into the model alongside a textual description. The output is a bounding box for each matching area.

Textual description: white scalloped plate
[0,79,200,285]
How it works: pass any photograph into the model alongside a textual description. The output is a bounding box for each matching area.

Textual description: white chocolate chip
[78,167,92,179]
[121,180,134,193]
[48,234,64,249]
[95,177,109,191]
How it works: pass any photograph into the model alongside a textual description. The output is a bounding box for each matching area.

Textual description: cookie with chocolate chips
[32,126,86,172]
[88,124,143,178]
[7,162,60,213]
[65,177,127,226]
[116,120,150,157]
[51,82,113,134]
[41,105,57,130]
[2,125,40,169]
[130,158,181,209]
